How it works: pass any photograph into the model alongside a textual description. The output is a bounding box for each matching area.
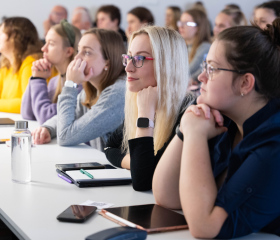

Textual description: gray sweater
[188,41,211,81]
[42,77,126,152]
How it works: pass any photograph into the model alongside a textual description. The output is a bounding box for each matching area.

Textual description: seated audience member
[192,1,213,36]
[153,18,280,239]
[192,1,207,14]
[105,26,194,191]
[177,9,211,83]
[32,29,126,152]
[21,20,82,125]
[165,6,181,31]
[126,7,154,40]
[71,7,92,32]
[255,1,280,29]
[43,5,68,37]
[214,8,247,37]
[0,17,42,113]
[96,5,127,45]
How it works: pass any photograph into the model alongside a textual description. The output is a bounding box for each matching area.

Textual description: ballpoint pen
[58,173,73,183]
[80,169,94,179]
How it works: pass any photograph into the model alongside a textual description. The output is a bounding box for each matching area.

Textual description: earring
[104,67,108,71]
[241,93,244,97]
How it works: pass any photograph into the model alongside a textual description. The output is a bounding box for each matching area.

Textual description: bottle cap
[15,121,28,129]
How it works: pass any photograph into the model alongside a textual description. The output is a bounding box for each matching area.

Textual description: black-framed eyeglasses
[201,61,243,80]
[122,54,154,68]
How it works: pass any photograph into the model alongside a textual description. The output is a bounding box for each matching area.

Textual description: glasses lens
[201,61,206,73]
[122,54,129,66]
[187,22,197,27]
[133,55,144,68]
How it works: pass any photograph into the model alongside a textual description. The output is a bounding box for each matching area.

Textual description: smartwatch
[65,80,78,88]
[136,118,154,128]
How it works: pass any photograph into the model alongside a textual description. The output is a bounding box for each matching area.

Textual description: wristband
[30,77,46,80]
[176,125,183,141]
[65,80,78,88]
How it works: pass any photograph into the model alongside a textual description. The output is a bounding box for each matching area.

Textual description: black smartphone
[55,162,105,171]
[57,205,97,223]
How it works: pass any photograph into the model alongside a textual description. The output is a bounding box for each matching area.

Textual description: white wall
[0,0,268,38]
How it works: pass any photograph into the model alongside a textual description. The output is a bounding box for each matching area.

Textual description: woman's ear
[105,60,110,69]
[240,73,256,95]
[66,47,74,58]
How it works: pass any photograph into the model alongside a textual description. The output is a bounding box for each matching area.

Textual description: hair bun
[264,17,280,47]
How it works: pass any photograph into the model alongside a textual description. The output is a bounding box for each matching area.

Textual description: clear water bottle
[11,121,31,183]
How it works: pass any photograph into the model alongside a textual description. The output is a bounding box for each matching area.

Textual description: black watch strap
[176,125,183,141]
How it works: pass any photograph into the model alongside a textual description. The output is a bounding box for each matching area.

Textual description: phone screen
[57,205,97,223]
[56,162,105,171]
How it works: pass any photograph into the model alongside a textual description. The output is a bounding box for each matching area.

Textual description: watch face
[137,118,149,128]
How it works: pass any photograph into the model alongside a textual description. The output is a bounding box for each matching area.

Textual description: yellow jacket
[0,55,36,113]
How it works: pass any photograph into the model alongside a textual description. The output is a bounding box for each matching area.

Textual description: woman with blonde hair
[105,26,194,191]
[32,28,126,151]
[21,20,82,124]
[214,8,247,37]
[177,9,211,83]
[0,17,42,113]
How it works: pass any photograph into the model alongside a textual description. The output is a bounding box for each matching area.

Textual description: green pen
[80,169,94,179]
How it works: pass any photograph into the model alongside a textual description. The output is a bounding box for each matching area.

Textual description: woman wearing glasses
[153,18,280,238]
[105,26,194,191]
[178,9,211,83]
[32,29,126,151]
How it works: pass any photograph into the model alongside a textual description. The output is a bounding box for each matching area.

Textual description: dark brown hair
[128,7,154,25]
[185,9,211,62]
[217,17,280,99]
[82,28,126,108]
[1,17,42,72]
[256,1,280,17]
[97,5,121,26]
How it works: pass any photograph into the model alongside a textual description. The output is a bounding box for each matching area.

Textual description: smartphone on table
[56,162,105,171]
[57,205,97,223]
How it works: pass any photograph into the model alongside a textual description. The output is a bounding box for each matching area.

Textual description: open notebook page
[66,169,131,180]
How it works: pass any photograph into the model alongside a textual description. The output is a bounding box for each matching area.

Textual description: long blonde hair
[122,26,189,154]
